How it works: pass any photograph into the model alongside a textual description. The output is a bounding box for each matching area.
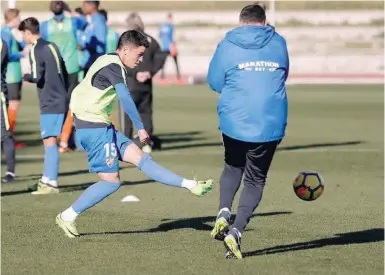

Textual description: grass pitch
[1,84,384,275]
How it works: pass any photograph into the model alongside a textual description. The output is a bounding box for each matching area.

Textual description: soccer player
[55,30,213,238]
[1,39,16,183]
[159,13,181,84]
[79,0,107,76]
[19,17,69,195]
[208,5,289,259]
[40,0,88,153]
[1,9,27,147]
[99,9,119,54]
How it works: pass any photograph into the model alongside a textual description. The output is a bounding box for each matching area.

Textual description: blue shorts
[76,126,133,173]
[40,114,65,139]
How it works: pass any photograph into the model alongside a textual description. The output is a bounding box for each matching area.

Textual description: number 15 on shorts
[104,143,117,168]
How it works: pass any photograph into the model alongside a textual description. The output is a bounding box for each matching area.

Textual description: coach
[119,12,166,153]
[207,4,289,258]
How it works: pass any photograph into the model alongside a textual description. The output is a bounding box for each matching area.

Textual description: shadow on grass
[243,228,384,258]
[0,179,154,197]
[81,211,293,236]
[26,165,133,178]
[161,140,364,152]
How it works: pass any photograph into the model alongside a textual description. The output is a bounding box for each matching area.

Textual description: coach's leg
[232,140,280,233]
[219,135,247,211]
[211,135,246,240]
[139,91,154,136]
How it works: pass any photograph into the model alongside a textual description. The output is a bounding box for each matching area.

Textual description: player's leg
[7,82,25,148]
[60,73,79,153]
[211,134,247,240]
[32,114,65,195]
[224,139,280,259]
[57,127,121,237]
[172,55,181,81]
[118,131,213,196]
[7,82,21,133]
[1,98,16,183]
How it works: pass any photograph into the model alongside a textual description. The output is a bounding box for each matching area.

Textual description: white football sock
[181,179,197,190]
[219,207,230,213]
[61,207,79,222]
[48,180,58,187]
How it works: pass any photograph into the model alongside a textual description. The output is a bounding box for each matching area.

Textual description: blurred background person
[79,0,106,76]
[159,12,181,85]
[1,8,27,148]
[119,12,166,153]
[1,39,16,183]
[98,9,119,54]
[40,0,88,153]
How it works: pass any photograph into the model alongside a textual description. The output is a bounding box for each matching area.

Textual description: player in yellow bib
[56,30,214,238]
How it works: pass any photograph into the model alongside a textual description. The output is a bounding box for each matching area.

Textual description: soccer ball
[293,171,324,201]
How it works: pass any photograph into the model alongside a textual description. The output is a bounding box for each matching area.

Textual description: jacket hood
[225,25,275,49]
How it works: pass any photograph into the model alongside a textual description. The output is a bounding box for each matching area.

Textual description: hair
[18,17,40,34]
[125,12,144,32]
[75,7,83,15]
[50,1,64,15]
[239,4,266,24]
[167,12,173,19]
[117,30,149,49]
[99,8,107,21]
[255,1,266,11]
[84,1,100,9]
[4,8,20,23]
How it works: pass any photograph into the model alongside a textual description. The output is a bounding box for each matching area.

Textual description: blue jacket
[81,13,107,69]
[159,23,174,51]
[207,26,289,143]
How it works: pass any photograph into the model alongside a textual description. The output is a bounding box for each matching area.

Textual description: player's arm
[23,44,45,84]
[102,64,144,130]
[207,42,226,93]
[1,32,23,62]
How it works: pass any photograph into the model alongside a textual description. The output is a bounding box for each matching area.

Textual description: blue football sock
[137,153,183,187]
[72,180,120,214]
[44,144,59,181]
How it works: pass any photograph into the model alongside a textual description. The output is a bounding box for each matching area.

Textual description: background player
[1,39,16,183]
[56,30,213,238]
[159,12,181,84]
[40,0,88,153]
[208,5,289,259]
[1,9,27,148]
[99,9,119,54]
[19,17,69,195]
[78,0,106,76]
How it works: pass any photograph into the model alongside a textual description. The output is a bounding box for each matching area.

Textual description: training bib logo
[238,61,279,72]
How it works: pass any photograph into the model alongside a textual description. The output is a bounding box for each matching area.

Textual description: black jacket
[23,38,68,114]
[125,33,166,93]
[1,39,8,98]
